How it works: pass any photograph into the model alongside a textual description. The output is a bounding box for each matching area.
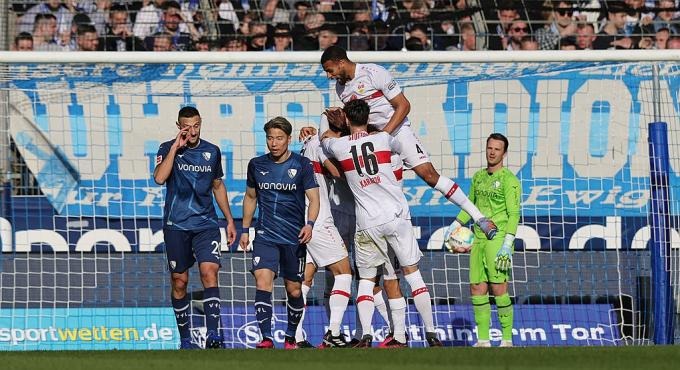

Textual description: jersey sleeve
[214,147,224,180]
[300,157,319,190]
[320,137,338,159]
[318,114,330,141]
[372,65,402,101]
[246,159,256,189]
[155,141,172,166]
[316,145,329,163]
[504,173,522,235]
[387,134,402,155]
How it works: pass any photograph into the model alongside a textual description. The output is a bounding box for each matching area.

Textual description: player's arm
[153,128,189,185]
[301,187,320,244]
[383,93,411,135]
[213,179,237,246]
[495,174,522,271]
[446,172,477,252]
[239,186,257,251]
[454,172,476,226]
[316,146,342,178]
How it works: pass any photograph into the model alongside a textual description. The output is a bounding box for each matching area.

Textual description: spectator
[19,1,72,41]
[64,13,94,50]
[520,35,539,50]
[220,36,248,51]
[79,0,112,36]
[144,1,194,51]
[348,26,371,51]
[102,4,146,51]
[488,0,519,50]
[624,0,654,36]
[318,25,339,50]
[452,22,477,51]
[667,35,680,48]
[152,31,174,51]
[217,0,240,38]
[405,36,425,50]
[13,32,34,51]
[193,36,211,51]
[261,0,295,24]
[408,24,433,50]
[559,37,577,50]
[535,1,578,50]
[32,13,65,51]
[576,23,596,49]
[651,0,680,34]
[505,18,530,50]
[293,10,325,50]
[75,24,101,51]
[593,1,635,49]
[134,0,166,39]
[247,22,268,51]
[655,27,671,48]
[268,25,293,51]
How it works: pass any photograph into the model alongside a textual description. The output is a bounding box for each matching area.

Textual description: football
[447,226,474,252]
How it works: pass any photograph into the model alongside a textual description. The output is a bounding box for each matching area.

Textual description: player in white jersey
[321,99,441,348]
[320,46,499,242]
[294,132,353,348]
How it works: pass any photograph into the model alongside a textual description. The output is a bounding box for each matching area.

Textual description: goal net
[0,52,678,349]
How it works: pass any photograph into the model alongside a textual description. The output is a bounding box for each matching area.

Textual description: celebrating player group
[155,45,520,349]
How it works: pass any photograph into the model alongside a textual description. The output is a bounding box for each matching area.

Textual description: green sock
[471,295,491,341]
[495,293,514,340]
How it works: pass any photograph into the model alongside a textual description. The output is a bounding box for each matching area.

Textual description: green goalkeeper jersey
[456,167,521,239]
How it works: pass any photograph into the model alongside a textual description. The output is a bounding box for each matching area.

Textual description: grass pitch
[2,346,680,370]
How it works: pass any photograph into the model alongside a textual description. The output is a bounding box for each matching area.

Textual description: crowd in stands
[7,0,680,51]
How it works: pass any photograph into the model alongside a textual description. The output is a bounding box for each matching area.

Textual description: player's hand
[324,107,347,131]
[298,126,317,141]
[444,219,471,253]
[298,224,313,244]
[225,221,237,246]
[239,232,250,252]
[173,127,190,149]
[494,235,514,272]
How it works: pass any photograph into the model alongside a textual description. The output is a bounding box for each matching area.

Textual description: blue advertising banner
[7,62,680,219]
[0,307,177,350]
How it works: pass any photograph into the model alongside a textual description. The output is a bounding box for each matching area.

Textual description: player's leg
[486,234,513,347]
[394,127,497,240]
[281,243,307,349]
[381,274,406,346]
[164,229,198,349]
[469,238,491,347]
[354,228,390,346]
[251,240,280,348]
[374,283,392,337]
[193,228,224,348]
[295,256,317,347]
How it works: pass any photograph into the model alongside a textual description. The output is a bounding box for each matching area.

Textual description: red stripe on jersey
[445,183,459,198]
[339,150,392,172]
[412,287,429,297]
[356,295,375,303]
[312,161,323,174]
[393,168,403,181]
[365,90,384,100]
[330,290,351,298]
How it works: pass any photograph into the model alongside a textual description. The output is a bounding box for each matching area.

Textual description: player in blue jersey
[154,106,237,350]
[239,116,321,349]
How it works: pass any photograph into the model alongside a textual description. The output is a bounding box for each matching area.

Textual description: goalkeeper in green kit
[446,133,521,347]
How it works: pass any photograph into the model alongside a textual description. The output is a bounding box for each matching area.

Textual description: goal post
[0,51,678,349]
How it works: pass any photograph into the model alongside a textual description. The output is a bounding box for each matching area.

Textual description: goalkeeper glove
[494,234,514,271]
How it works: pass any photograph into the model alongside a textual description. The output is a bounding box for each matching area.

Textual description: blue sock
[172,295,191,339]
[286,293,304,337]
[255,289,273,339]
[203,287,221,334]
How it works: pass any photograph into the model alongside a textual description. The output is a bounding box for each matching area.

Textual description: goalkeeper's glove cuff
[502,234,515,250]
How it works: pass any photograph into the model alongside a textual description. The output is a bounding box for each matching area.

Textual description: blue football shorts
[163,228,221,273]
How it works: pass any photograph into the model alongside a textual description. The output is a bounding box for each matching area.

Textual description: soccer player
[239,117,321,349]
[153,106,237,350]
[321,99,440,348]
[446,133,521,348]
[293,130,353,348]
[320,45,498,241]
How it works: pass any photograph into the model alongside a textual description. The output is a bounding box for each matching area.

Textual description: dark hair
[320,45,349,64]
[14,32,33,45]
[487,133,509,152]
[264,116,292,136]
[162,0,182,11]
[77,24,97,36]
[343,99,370,127]
[178,106,200,120]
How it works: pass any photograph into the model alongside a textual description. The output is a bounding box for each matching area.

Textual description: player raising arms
[321,99,440,348]
[240,117,320,349]
[319,46,498,241]
[447,133,521,347]
[153,106,237,350]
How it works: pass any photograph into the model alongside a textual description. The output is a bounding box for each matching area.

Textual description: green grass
[2,347,680,370]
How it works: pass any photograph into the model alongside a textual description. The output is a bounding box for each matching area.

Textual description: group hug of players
[154,46,521,349]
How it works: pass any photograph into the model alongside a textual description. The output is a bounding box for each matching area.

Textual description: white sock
[404,271,435,333]
[434,176,484,221]
[388,297,407,343]
[295,284,311,342]
[356,279,376,338]
[328,274,352,336]
[373,291,391,332]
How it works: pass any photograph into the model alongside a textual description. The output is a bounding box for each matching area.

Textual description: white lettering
[177,163,212,172]
[258,183,297,191]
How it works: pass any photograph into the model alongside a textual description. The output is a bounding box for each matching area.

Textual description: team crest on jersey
[156,155,162,165]
[288,169,297,178]
[202,152,211,161]
[169,260,176,269]
[253,256,260,266]
[357,82,365,93]
[494,180,501,188]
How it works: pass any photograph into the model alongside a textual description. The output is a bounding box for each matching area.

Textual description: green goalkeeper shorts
[469,231,510,284]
